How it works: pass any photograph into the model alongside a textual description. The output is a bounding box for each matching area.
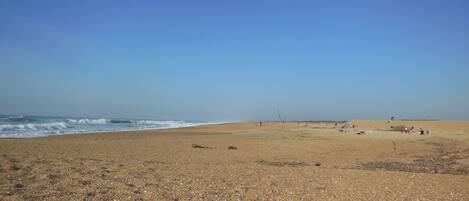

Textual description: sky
[0,0,468,121]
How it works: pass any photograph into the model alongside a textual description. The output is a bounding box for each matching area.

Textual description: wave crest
[67,118,108,124]
[0,122,70,132]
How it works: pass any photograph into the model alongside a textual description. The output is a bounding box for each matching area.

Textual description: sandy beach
[1,120,469,200]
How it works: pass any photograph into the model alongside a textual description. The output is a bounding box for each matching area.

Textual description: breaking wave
[66,118,108,124]
[0,115,221,138]
[0,122,70,132]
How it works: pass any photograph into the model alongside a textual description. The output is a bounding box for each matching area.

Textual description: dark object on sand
[314,162,321,166]
[228,146,238,150]
[356,131,365,135]
[419,129,425,135]
[257,160,308,167]
[192,144,210,149]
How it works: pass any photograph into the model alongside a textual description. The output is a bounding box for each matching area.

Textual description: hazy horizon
[1,1,469,121]
[0,113,464,122]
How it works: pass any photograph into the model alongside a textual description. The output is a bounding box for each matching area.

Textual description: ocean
[0,115,218,138]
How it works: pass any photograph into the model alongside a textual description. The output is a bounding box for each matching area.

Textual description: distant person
[259,121,263,127]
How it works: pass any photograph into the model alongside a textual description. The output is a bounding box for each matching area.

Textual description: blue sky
[1,0,468,121]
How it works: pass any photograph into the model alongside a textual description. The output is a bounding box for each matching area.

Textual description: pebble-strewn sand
[1,121,469,200]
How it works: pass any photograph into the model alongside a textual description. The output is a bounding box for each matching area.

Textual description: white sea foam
[0,115,224,138]
[135,120,183,125]
[0,122,70,132]
[67,118,108,124]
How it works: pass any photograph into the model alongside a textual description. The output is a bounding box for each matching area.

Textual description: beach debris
[192,144,211,149]
[227,146,238,150]
[47,174,59,180]
[10,165,20,171]
[341,123,357,129]
[257,160,307,167]
[257,160,321,167]
[356,131,366,135]
[14,183,24,188]
[81,180,91,186]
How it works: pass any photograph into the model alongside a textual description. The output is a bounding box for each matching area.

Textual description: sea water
[0,115,217,138]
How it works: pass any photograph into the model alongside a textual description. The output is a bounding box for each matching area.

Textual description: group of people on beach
[401,126,430,135]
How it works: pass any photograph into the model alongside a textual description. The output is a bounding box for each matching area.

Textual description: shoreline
[0,121,230,139]
[3,119,469,139]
